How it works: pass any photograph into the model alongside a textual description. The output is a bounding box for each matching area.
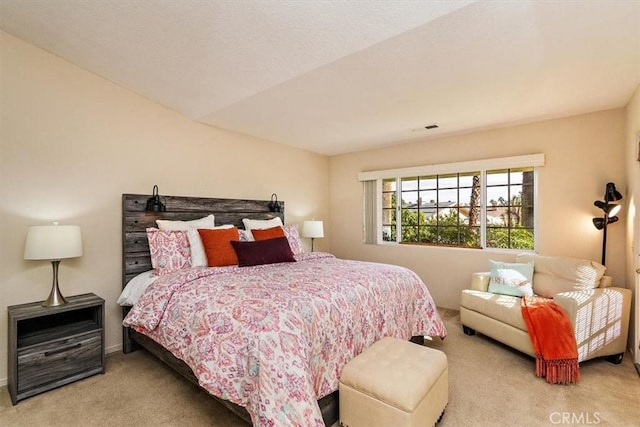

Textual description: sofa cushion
[516,254,606,298]
[460,290,527,332]
[488,260,534,297]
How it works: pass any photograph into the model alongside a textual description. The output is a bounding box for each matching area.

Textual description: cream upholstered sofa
[460,254,631,363]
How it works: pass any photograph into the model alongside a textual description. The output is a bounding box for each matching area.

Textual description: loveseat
[460,254,631,363]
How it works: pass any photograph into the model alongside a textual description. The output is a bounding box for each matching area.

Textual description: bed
[120,193,447,426]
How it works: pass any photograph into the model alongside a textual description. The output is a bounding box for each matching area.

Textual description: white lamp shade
[302,220,324,238]
[24,225,83,260]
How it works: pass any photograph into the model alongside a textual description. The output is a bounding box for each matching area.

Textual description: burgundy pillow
[230,237,296,267]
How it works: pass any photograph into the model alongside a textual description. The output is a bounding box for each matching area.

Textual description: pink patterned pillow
[146,228,191,275]
[283,224,304,255]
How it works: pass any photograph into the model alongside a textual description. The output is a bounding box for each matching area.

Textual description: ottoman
[339,337,448,427]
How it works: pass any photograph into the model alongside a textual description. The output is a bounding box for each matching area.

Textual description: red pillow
[251,226,285,241]
[198,227,240,267]
[230,237,296,267]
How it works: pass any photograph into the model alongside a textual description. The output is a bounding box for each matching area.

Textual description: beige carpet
[2,309,639,426]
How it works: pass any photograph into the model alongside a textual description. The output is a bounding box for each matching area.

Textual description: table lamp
[24,223,83,306]
[302,220,324,252]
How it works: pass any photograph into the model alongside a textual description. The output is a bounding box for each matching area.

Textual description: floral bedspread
[123,252,447,426]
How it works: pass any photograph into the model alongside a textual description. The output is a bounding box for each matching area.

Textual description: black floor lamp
[592,182,623,266]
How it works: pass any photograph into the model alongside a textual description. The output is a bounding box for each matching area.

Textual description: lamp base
[43,288,68,307]
[42,260,68,307]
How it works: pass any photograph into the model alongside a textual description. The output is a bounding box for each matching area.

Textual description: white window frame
[360,154,544,251]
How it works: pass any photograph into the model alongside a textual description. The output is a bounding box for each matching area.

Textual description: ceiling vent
[424,124,439,130]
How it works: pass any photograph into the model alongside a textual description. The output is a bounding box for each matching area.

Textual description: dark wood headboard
[120,193,290,425]
[121,193,284,288]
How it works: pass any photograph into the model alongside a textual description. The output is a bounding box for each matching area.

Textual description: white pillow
[239,229,255,242]
[156,214,215,230]
[242,217,283,231]
[156,215,218,267]
[117,271,158,306]
[188,224,234,266]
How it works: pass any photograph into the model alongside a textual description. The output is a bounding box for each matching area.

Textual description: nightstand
[7,293,105,405]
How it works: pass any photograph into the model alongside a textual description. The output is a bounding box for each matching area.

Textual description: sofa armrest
[471,272,490,292]
[599,276,612,288]
[554,287,631,360]
[554,287,630,324]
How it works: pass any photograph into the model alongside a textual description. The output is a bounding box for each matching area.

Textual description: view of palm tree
[382,169,534,249]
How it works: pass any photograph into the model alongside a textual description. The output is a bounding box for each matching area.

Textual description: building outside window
[369,156,542,251]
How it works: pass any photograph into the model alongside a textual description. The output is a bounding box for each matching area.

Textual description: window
[361,154,543,251]
[486,168,535,250]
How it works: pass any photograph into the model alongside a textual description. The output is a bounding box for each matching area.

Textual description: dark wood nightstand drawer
[17,330,102,392]
[8,293,105,404]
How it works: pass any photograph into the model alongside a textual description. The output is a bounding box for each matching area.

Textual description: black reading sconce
[268,193,281,212]
[145,185,166,212]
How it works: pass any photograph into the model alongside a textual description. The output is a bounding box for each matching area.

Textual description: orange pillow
[251,226,285,241]
[198,227,240,267]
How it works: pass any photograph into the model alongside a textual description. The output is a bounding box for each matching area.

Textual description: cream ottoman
[339,337,448,427]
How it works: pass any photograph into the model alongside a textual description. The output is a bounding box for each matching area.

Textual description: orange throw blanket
[521,296,579,384]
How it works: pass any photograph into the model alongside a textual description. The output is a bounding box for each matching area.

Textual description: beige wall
[329,109,627,310]
[2,28,636,386]
[0,32,330,384]
[624,83,640,363]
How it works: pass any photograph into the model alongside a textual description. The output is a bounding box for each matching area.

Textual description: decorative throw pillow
[230,237,296,267]
[156,214,215,230]
[283,223,304,255]
[146,228,191,275]
[251,226,285,241]
[198,227,240,267]
[187,225,233,267]
[239,229,254,242]
[242,217,283,230]
[487,260,534,297]
[156,215,219,267]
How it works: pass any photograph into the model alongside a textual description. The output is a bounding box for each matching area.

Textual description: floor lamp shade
[592,182,623,266]
[24,224,83,306]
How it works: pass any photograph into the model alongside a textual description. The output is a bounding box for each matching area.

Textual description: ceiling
[1,0,639,156]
